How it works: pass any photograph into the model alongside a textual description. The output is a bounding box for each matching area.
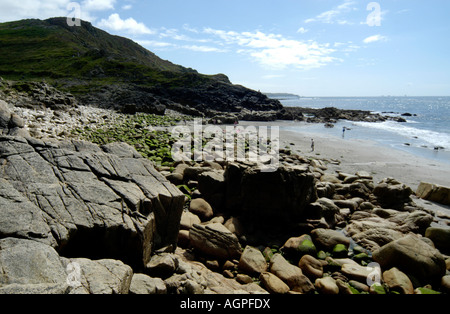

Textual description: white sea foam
[353,121,450,148]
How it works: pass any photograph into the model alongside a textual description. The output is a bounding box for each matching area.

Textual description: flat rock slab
[0,237,133,294]
[0,136,184,269]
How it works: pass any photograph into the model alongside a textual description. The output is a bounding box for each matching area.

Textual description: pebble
[315,276,339,295]
[298,255,324,280]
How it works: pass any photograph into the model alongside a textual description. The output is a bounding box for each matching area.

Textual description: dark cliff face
[0,17,282,116]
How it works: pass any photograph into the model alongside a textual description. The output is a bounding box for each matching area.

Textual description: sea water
[276,96,450,165]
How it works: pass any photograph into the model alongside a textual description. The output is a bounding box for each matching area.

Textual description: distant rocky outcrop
[283,106,389,123]
[0,19,396,123]
[0,18,283,121]
[0,79,77,111]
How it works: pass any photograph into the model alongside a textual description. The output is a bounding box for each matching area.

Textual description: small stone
[189,198,214,221]
[349,280,369,293]
[205,260,220,272]
[311,228,350,251]
[414,287,441,294]
[180,211,201,230]
[184,279,204,294]
[129,274,167,295]
[281,234,317,259]
[356,171,372,179]
[224,216,245,237]
[425,227,450,254]
[236,274,254,285]
[341,263,373,283]
[336,279,354,294]
[189,223,242,260]
[315,276,339,295]
[263,247,274,262]
[259,272,290,294]
[145,254,179,279]
[332,244,348,258]
[223,260,236,271]
[270,253,315,293]
[369,283,386,294]
[317,250,328,260]
[359,202,375,210]
[355,253,370,264]
[177,230,190,248]
[166,172,183,185]
[343,175,359,184]
[383,267,414,294]
[238,246,268,275]
[298,255,324,280]
[223,269,234,279]
[441,275,450,293]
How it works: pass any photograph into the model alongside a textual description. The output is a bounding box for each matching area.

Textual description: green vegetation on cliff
[0,17,282,116]
[0,18,221,90]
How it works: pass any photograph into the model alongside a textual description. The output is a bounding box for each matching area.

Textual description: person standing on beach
[311,139,315,152]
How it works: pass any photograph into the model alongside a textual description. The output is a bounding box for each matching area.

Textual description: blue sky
[1,0,449,96]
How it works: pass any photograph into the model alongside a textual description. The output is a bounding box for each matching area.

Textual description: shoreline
[10,101,449,192]
[239,120,450,191]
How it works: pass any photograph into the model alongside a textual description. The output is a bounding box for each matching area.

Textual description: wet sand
[238,120,450,191]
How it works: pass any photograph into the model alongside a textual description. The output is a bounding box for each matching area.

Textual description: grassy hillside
[0,18,220,87]
[0,17,282,115]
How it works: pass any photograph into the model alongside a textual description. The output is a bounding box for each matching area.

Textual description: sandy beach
[12,101,448,193]
[239,121,450,192]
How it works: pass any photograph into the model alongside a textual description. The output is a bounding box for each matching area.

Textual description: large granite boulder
[416,182,450,205]
[224,162,317,228]
[373,178,413,209]
[0,136,185,269]
[0,237,133,294]
[425,227,450,254]
[372,234,446,284]
[345,209,433,251]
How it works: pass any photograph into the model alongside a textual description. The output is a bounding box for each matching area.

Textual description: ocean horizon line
[266,94,450,99]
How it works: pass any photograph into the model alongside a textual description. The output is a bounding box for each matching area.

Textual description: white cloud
[297,27,308,34]
[0,0,71,22]
[137,40,225,53]
[181,45,226,53]
[183,24,199,33]
[262,74,285,79]
[122,5,133,10]
[0,0,117,23]
[363,34,387,44]
[137,40,174,48]
[397,9,411,14]
[203,28,339,70]
[305,0,356,24]
[160,28,193,41]
[82,0,115,11]
[97,13,154,35]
